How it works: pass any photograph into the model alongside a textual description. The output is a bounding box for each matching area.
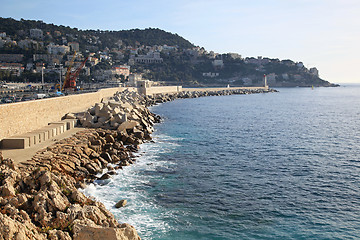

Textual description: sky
[1,0,359,83]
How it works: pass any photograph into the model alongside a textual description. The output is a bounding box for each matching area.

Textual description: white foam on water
[80,133,181,238]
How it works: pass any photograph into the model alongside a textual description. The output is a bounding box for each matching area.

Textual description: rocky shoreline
[0,87,276,239]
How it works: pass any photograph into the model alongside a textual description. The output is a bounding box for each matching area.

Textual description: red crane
[62,53,89,91]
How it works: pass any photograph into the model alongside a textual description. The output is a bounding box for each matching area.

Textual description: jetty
[0,85,274,239]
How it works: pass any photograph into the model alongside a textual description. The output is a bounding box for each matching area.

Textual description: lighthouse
[264,74,268,89]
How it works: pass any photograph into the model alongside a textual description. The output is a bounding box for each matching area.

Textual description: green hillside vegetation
[0,18,193,49]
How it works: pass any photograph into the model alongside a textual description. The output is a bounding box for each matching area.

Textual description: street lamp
[59,64,63,91]
[41,63,44,85]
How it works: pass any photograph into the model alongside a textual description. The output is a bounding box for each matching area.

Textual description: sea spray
[81,133,183,239]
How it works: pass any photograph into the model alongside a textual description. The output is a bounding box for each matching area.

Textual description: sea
[82,85,360,240]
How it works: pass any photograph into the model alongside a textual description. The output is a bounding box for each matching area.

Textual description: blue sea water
[83,85,360,239]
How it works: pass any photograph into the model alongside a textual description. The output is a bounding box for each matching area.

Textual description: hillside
[0,18,194,49]
[0,17,337,87]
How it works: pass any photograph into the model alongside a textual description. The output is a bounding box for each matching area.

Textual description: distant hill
[0,18,194,49]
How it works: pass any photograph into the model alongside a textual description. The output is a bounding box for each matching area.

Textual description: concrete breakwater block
[19,133,40,146]
[1,136,30,149]
[41,125,58,138]
[1,132,40,149]
[61,119,77,130]
[48,122,67,135]
[30,130,49,143]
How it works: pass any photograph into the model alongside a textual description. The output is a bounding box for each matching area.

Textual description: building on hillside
[30,29,43,39]
[88,57,99,66]
[309,67,319,77]
[0,63,24,76]
[209,51,217,59]
[135,51,163,64]
[47,44,70,55]
[203,72,219,78]
[33,54,62,64]
[184,48,200,58]
[113,65,130,77]
[0,54,24,63]
[228,53,242,59]
[62,36,67,44]
[212,59,224,69]
[66,53,84,61]
[18,39,32,49]
[281,59,295,66]
[296,62,304,68]
[68,42,80,52]
[162,45,177,52]
[93,69,111,81]
[245,56,270,65]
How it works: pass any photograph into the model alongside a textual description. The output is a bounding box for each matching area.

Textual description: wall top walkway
[182,86,268,92]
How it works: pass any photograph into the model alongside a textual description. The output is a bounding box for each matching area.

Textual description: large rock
[117,121,139,132]
[73,223,140,240]
[0,181,16,197]
[48,190,70,211]
[48,229,72,240]
[115,199,127,208]
[0,212,47,240]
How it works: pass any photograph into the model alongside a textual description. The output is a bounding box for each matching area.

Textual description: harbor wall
[0,87,136,141]
[139,86,182,95]
[182,86,269,92]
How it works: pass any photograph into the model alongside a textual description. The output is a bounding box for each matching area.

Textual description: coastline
[0,87,276,239]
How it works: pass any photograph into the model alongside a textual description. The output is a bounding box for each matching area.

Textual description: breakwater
[0,87,276,239]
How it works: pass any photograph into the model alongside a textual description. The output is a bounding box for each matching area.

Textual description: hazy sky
[1,0,359,83]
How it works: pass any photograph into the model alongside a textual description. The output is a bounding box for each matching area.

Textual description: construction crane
[62,52,89,91]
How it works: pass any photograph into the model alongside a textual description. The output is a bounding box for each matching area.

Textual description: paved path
[1,127,85,166]
[182,86,268,92]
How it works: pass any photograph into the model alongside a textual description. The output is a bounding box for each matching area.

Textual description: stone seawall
[0,87,137,142]
[139,86,182,95]
[182,86,269,92]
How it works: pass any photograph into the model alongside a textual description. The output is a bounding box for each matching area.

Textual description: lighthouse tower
[263,74,269,89]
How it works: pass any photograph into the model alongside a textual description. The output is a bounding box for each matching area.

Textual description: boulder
[73,223,140,240]
[48,229,72,240]
[47,190,70,211]
[105,134,115,143]
[99,173,111,180]
[1,181,16,197]
[0,213,47,240]
[115,199,127,208]
[100,152,112,162]
[117,121,139,132]
[63,113,77,120]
